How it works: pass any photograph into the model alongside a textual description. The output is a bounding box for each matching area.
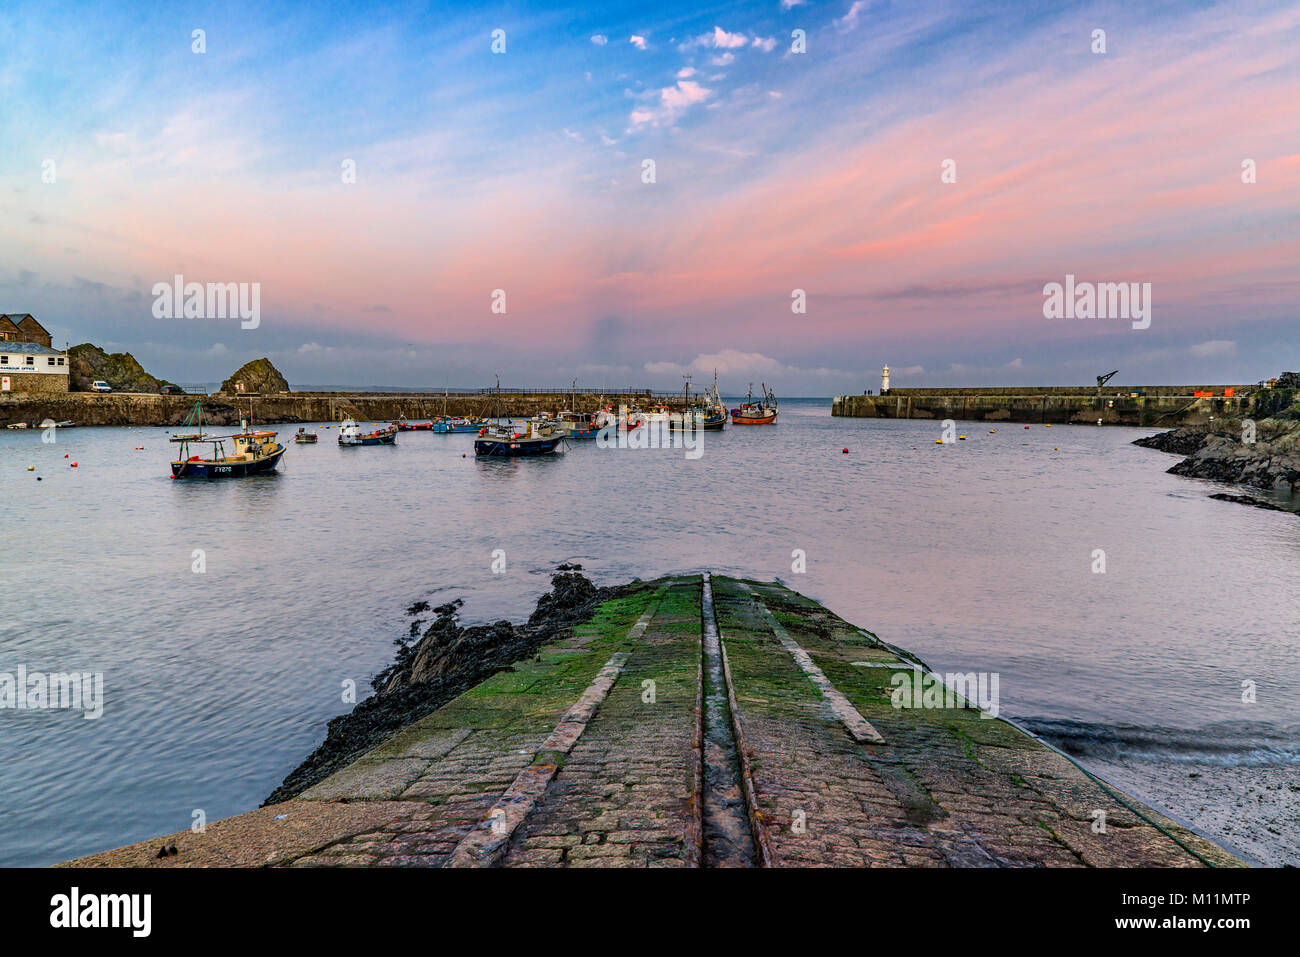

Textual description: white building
[0,342,70,393]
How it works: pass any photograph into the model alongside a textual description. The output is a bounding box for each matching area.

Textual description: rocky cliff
[68,343,174,393]
[219,357,289,394]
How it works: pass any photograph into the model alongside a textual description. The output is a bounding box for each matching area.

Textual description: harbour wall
[832,386,1256,427]
[0,391,691,428]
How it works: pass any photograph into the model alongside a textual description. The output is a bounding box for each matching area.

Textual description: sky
[1,0,1297,393]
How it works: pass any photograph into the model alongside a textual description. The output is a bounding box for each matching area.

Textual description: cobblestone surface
[64,575,1242,868]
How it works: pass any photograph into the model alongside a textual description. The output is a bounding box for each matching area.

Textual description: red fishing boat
[730,383,778,425]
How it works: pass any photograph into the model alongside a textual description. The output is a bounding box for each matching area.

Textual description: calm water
[2,399,1297,866]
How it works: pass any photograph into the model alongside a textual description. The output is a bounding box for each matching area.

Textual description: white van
[91,381,112,393]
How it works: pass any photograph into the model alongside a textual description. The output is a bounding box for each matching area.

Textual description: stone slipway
[62,576,1243,868]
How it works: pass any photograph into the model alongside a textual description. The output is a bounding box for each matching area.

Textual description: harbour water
[1,399,1296,866]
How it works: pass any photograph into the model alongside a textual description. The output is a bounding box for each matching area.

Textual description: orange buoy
[70,461,78,467]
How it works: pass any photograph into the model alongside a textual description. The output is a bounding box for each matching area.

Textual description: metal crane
[1096,370,1119,389]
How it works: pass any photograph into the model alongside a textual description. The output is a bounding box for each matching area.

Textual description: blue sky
[2,0,1297,391]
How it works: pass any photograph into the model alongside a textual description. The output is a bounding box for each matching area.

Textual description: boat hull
[394,423,434,431]
[431,422,485,433]
[474,436,564,456]
[339,432,397,446]
[171,445,285,478]
[730,411,777,425]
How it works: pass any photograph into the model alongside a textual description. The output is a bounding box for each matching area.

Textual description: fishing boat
[431,415,489,433]
[393,417,434,432]
[293,427,318,444]
[338,418,397,446]
[5,422,28,430]
[474,418,566,457]
[731,382,778,425]
[170,428,285,478]
[700,371,728,430]
[555,410,601,439]
[666,373,725,431]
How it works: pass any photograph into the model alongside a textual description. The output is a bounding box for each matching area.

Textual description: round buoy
[989,430,996,434]
[462,453,466,458]
[27,465,34,471]
[64,453,69,458]
[958,436,966,440]
[935,438,943,444]
[1045,424,1051,428]
[36,477,41,481]
[70,462,78,467]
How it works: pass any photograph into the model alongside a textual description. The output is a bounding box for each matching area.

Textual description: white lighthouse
[881,364,890,395]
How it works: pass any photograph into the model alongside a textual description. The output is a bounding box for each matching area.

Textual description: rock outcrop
[263,571,634,804]
[1135,418,1300,494]
[219,357,289,395]
[68,343,174,393]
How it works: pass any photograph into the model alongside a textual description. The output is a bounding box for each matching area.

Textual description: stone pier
[62,576,1243,868]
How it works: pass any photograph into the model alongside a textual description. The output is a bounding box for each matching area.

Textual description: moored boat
[293,427,318,444]
[731,382,778,425]
[700,371,728,430]
[170,429,285,478]
[338,418,397,446]
[555,410,601,439]
[393,417,434,432]
[430,415,488,433]
[474,418,566,456]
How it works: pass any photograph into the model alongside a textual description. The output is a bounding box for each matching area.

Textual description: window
[57,357,65,366]
[25,356,34,365]
[48,357,56,365]
[0,356,7,365]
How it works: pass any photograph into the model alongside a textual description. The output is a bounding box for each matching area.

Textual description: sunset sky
[2,0,1296,392]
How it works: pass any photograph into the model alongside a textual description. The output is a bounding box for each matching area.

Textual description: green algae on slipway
[63,576,1244,869]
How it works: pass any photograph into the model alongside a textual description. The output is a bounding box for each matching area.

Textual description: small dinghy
[293,427,318,444]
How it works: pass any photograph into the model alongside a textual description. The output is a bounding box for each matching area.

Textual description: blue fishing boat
[474,419,566,456]
[556,410,600,439]
[430,416,487,433]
